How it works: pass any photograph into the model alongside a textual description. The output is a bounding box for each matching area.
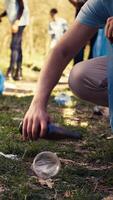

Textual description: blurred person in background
[48,8,68,49]
[0,0,29,80]
[68,0,97,64]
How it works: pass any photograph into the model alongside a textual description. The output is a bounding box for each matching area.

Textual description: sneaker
[13,69,22,81]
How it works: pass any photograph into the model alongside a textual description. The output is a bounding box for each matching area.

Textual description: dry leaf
[64,191,72,198]
[0,186,5,193]
[60,158,75,165]
[38,178,54,189]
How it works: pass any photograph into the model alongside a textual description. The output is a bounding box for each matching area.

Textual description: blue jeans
[9,26,25,71]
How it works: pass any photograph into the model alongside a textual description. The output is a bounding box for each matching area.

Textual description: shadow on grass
[0,94,112,199]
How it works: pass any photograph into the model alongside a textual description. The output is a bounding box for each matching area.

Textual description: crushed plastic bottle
[32,151,61,179]
[54,93,72,106]
[93,105,103,116]
[19,122,82,140]
[0,152,18,160]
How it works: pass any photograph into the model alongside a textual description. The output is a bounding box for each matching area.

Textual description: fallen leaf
[60,158,75,165]
[64,191,72,198]
[38,178,54,189]
[0,186,5,193]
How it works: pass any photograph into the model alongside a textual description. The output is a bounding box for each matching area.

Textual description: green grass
[0,89,112,199]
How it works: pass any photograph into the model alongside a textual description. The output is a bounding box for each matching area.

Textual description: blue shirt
[77,0,113,28]
[77,0,113,131]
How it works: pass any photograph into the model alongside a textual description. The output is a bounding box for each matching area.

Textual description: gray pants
[69,56,108,107]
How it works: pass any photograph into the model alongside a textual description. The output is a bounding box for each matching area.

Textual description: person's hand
[11,20,19,33]
[105,17,113,43]
[22,101,51,141]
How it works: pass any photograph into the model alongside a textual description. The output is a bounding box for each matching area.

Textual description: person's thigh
[68,56,108,106]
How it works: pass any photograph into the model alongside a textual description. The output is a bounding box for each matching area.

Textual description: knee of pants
[68,62,88,100]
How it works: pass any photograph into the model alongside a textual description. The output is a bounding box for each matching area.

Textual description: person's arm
[16,0,24,20]
[48,23,55,36]
[62,20,68,33]
[23,21,97,141]
[12,0,24,33]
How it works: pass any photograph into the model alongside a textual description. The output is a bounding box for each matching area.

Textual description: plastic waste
[54,93,72,106]
[0,152,18,160]
[32,151,61,179]
[0,71,5,94]
[93,106,103,116]
[19,122,82,140]
[46,123,82,140]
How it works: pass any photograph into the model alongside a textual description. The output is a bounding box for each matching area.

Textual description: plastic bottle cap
[32,151,61,179]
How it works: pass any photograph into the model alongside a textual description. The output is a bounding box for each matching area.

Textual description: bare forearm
[33,22,98,109]
[33,46,72,108]
[23,22,98,139]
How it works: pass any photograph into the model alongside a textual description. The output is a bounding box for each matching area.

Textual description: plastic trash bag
[54,93,72,106]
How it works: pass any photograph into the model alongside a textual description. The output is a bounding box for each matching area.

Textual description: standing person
[0,0,29,80]
[48,8,68,49]
[68,0,97,64]
[22,0,113,140]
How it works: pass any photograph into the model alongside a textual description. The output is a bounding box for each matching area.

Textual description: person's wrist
[31,97,47,111]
